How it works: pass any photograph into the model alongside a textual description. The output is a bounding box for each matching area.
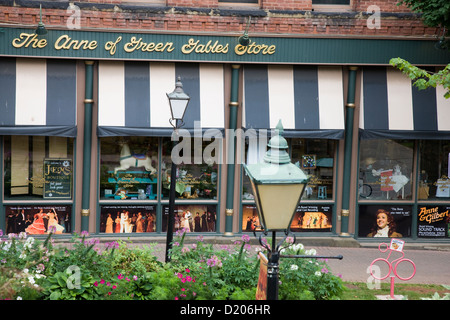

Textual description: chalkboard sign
[43,159,73,199]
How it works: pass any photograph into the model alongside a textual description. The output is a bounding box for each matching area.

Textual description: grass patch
[341,282,450,300]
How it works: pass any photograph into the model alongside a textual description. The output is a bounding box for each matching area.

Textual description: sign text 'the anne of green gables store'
[2,27,450,65]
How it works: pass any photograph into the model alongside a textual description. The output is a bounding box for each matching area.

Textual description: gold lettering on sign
[419,206,449,224]
[124,37,175,53]
[12,33,47,48]
[181,38,229,54]
[54,35,98,50]
[104,36,122,56]
[234,41,276,56]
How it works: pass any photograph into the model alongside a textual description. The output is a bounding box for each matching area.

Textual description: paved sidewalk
[112,235,450,285]
[309,246,450,285]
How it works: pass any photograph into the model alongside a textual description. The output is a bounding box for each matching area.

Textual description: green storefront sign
[1,27,450,65]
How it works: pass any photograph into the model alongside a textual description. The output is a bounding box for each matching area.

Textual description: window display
[291,138,335,200]
[3,136,74,200]
[418,140,450,200]
[359,139,414,200]
[242,138,335,201]
[161,138,218,200]
[99,137,159,200]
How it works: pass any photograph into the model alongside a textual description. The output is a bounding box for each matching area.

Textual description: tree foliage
[391,1,450,99]
[398,0,450,36]
[390,58,450,98]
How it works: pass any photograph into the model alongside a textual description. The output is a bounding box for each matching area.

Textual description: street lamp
[35,4,47,35]
[165,76,190,263]
[243,120,309,300]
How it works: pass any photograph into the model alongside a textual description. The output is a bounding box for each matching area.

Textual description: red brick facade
[0,0,438,38]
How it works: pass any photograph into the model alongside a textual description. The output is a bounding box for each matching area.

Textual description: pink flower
[118,274,124,280]
[133,275,138,281]
[94,281,98,287]
[181,288,185,291]
[185,268,190,273]
[112,285,117,289]
[100,279,105,284]
[175,296,179,300]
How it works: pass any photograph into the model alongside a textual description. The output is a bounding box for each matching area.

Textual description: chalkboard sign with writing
[43,159,72,199]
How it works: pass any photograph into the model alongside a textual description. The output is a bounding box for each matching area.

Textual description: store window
[359,139,414,200]
[418,140,450,201]
[4,136,74,200]
[161,137,219,200]
[291,138,336,200]
[242,138,336,201]
[242,138,336,233]
[99,136,159,200]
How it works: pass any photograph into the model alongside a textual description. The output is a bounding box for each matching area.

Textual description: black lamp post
[243,120,310,300]
[165,76,190,263]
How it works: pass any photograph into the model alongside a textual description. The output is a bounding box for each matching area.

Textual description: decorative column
[340,66,357,237]
[81,61,94,232]
[224,65,240,236]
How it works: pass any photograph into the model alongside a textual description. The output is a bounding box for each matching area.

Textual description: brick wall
[0,0,438,38]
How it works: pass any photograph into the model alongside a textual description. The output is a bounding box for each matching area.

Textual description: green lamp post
[243,120,309,300]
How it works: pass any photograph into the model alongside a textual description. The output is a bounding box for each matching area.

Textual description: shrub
[0,229,344,300]
[278,240,344,300]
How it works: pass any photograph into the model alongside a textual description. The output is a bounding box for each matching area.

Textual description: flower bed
[0,229,344,300]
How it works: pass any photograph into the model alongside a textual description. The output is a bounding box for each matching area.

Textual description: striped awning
[0,58,77,137]
[242,65,345,139]
[359,67,450,139]
[97,61,225,137]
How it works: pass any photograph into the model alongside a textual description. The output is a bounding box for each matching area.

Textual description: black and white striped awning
[97,61,225,137]
[242,65,345,139]
[0,58,77,137]
[359,67,450,139]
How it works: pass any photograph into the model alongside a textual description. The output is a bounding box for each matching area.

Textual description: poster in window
[417,206,450,238]
[242,205,264,232]
[43,159,72,199]
[358,205,411,238]
[162,204,217,233]
[100,205,156,233]
[5,205,72,235]
[290,205,332,232]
